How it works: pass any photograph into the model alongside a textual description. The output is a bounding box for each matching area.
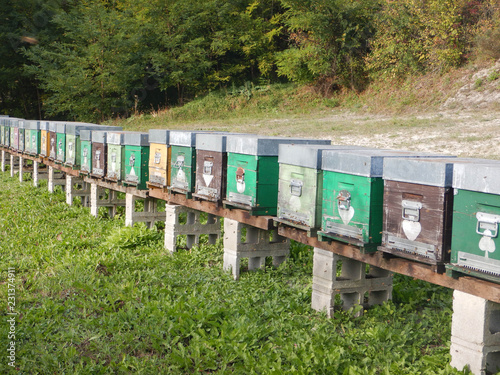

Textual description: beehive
[40,121,50,157]
[48,121,58,160]
[123,132,149,190]
[379,157,470,266]
[25,120,40,155]
[319,149,451,252]
[5,119,12,148]
[448,161,500,282]
[276,145,374,231]
[106,131,125,181]
[148,129,170,188]
[55,122,67,163]
[10,118,19,151]
[193,133,241,202]
[18,120,26,153]
[79,130,93,174]
[224,136,331,216]
[91,130,107,177]
[169,131,215,195]
[0,116,8,147]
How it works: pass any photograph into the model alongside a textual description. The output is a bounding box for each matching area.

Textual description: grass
[0,169,470,374]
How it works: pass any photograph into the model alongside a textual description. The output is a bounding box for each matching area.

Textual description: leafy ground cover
[0,171,469,374]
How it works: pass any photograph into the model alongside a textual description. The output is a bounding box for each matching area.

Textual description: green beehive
[277,144,374,232]
[18,120,26,153]
[0,116,9,147]
[55,122,68,163]
[123,132,149,190]
[24,120,40,155]
[79,130,93,174]
[319,149,448,252]
[169,131,216,195]
[224,136,331,216]
[448,161,500,283]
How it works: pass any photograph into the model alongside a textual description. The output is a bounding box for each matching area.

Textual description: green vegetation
[1,0,499,121]
[0,168,468,373]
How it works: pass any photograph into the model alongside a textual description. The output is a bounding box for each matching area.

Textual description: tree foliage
[1,0,498,121]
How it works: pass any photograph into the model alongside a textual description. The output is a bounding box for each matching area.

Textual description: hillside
[111,59,500,160]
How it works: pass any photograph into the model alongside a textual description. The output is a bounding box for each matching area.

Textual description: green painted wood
[80,140,92,174]
[170,145,196,193]
[321,171,384,251]
[226,153,279,215]
[278,164,322,228]
[56,133,66,163]
[18,128,25,152]
[451,189,500,278]
[124,145,149,190]
[31,130,40,155]
[107,144,124,181]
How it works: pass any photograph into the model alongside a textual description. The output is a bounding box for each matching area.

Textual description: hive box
[148,129,170,188]
[319,149,453,252]
[0,116,8,147]
[91,131,108,177]
[224,136,331,216]
[18,120,26,153]
[79,130,93,174]
[10,118,19,151]
[169,131,217,195]
[25,120,41,155]
[276,144,374,232]
[55,122,68,163]
[123,132,149,190]
[40,121,50,157]
[48,121,58,160]
[379,157,473,267]
[193,133,241,202]
[106,131,125,181]
[448,161,500,282]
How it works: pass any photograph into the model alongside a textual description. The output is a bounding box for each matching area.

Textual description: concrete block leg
[164,204,221,254]
[125,194,166,228]
[47,166,65,193]
[18,156,23,182]
[65,175,91,206]
[222,218,290,280]
[311,248,393,318]
[1,150,6,172]
[450,290,500,375]
[90,183,125,218]
[10,154,15,177]
[32,161,48,188]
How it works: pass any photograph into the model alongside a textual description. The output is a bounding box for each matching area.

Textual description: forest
[1,0,499,122]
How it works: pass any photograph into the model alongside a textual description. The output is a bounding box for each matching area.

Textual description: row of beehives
[2,116,500,283]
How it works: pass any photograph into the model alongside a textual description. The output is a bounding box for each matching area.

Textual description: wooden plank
[149,186,274,230]
[83,176,148,198]
[277,223,500,303]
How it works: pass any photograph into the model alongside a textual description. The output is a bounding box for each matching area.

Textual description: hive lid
[382,157,481,187]
[196,133,246,152]
[106,131,125,145]
[170,130,221,147]
[56,122,67,134]
[24,120,40,130]
[322,149,453,177]
[66,123,121,136]
[227,135,331,156]
[124,132,149,146]
[9,118,20,128]
[80,129,92,141]
[91,130,108,143]
[39,121,50,131]
[48,121,58,132]
[149,129,170,145]
[18,120,27,129]
[453,160,500,194]
[278,144,374,169]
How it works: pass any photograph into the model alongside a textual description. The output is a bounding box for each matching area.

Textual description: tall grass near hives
[0,171,467,374]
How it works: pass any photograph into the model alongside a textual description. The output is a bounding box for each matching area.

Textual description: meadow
[0,166,469,374]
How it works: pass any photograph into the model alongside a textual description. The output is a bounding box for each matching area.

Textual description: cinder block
[33,161,48,188]
[89,183,125,217]
[47,166,65,193]
[164,204,220,253]
[311,247,393,317]
[65,175,90,206]
[125,194,166,229]
[223,218,289,280]
[450,290,500,374]
[1,150,7,172]
[9,154,20,178]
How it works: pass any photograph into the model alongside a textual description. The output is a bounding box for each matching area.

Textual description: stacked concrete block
[47,166,66,193]
[65,175,90,206]
[9,154,20,178]
[311,247,393,317]
[32,161,48,187]
[125,194,166,229]
[450,290,500,375]
[1,150,9,172]
[164,204,220,253]
[223,218,290,280]
[89,183,125,217]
